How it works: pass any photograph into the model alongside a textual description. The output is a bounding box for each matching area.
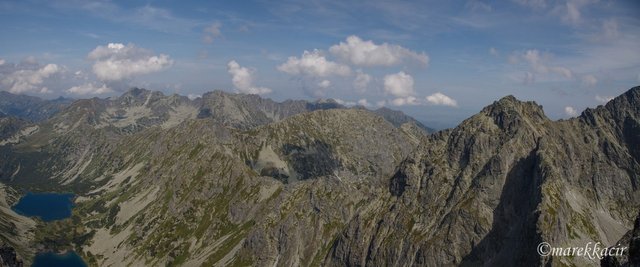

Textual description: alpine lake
[12,192,87,267]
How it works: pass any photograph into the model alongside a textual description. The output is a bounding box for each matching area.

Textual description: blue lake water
[32,251,87,267]
[11,192,75,222]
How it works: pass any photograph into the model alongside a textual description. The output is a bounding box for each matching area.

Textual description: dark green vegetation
[0,86,638,266]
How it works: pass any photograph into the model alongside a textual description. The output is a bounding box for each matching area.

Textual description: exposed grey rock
[1,86,638,266]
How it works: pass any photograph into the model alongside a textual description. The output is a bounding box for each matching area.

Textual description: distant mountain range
[0,91,73,122]
[0,86,638,266]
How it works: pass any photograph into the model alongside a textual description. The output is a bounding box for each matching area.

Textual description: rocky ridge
[0,86,637,266]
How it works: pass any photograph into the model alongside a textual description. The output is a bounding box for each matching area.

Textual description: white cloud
[40,87,52,94]
[564,106,578,116]
[1,63,61,94]
[278,49,351,77]
[563,1,581,25]
[425,92,458,107]
[581,74,597,86]
[391,96,420,106]
[353,70,371,92]
[227,60,272,95]
[334,98,356,106]
[203,22,222,44]
[595,95,613,103]
[66,83,113,95]
[550,66,572,79]
[187,94,201,100]
[523,50,545,72]
[0,59,5,65]
[384,71,414,98]
[318,79,331,88]
[357,99,371,107]
[329,35,428,67]
[88,43,173,82]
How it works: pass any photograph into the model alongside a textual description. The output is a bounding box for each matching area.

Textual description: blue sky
[0,0,639,128]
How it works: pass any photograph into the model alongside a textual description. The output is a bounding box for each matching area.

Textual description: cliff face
[0,86,637,266]
[326,87,640,266]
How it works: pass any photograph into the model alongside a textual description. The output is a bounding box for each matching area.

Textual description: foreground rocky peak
[328,87,640,266]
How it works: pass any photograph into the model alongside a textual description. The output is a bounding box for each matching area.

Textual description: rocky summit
[0,86,638,266]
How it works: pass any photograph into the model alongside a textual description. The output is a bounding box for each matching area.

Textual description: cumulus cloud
[227,60,272,95]
[66,83,113,95]
[353,70,371,92]
[318,79,331,89]
[88,43,173,82]
[425,92,458,107]
[384,72,422,106]
[384,71,415,98]
[581,74,597,86]
[0,59,5,66]
[329,35,428,67]
[1,63,61,94]
[203,22,222,44]
[564,106,578,116]
[595,95,613,103]
[278,50,351,77]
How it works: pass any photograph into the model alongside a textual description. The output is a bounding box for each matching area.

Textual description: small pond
[32,251,87,267]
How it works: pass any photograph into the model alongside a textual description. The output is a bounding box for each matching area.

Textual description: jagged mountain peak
[484,95,544,115]
[117,88,166,106]
[480,94,548,130]
[605,85,640,114]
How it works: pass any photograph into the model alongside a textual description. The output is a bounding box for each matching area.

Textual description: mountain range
[0,86,638,266]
